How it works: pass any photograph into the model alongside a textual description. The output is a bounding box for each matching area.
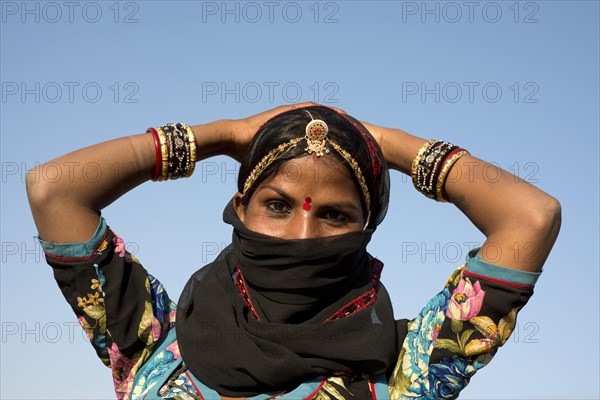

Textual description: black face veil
[176,106,396,396]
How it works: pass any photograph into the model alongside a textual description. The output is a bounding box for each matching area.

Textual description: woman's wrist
[362,122,427,174]
[191,119,236,161]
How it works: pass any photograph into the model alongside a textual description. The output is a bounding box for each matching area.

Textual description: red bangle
[147,128,162,180]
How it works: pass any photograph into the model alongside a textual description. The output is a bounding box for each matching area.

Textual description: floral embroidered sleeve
[388,248,541,399]
[37,215,178,399]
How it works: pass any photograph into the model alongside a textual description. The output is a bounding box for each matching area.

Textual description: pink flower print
[107,342,135,399]
[432,322,442,341]
[77,316,94,341]
[112,233,132,263]
[166,341,181,360]
[446,277,486,321]
[113,234,126,256]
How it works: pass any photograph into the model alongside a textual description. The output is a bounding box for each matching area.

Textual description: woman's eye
[266,201,290,214]
[323,210,348,223]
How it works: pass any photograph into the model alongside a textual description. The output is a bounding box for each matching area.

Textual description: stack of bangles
[412,140,469,202]
[147,123,197,181]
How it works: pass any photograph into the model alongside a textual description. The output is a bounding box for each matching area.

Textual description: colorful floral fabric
[42,226,177,399]
[388,265,533,399]
[39,218,536,399]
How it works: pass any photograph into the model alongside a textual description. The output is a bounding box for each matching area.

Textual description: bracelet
[412,139,468,202]
[182,123,197,177]
[411,139,436,182]
[414,140,457,199]
[157,127,169,181]
[425,141,455,198]
[436,148,469,202]
[147,128,162,181]
[164,123,185,180]
[147,123,197,181]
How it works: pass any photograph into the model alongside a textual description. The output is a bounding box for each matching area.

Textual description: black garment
[176,201,399,397]
[37,216,538,399]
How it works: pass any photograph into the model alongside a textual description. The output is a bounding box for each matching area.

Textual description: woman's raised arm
[25,102,318,245]
[25,120,233,244]
[362,122,561,272]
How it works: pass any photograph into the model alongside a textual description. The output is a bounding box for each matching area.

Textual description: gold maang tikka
[304,119,330,157]
[242,113,372,228]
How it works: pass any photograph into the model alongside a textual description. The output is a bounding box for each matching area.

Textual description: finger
[284,102,317,111]
[261,102,316,119]
[298,102,346,113]
[328,106,347,114]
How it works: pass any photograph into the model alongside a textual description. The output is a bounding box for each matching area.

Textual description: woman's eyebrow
[262,185,294,202]
[319,202,360,211]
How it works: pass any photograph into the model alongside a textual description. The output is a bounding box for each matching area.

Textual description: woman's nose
[290,212,320,239]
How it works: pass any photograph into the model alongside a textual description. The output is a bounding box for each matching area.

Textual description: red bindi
[303,196,312,211]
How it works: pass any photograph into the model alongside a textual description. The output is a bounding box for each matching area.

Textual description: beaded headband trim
[242,114,372,229]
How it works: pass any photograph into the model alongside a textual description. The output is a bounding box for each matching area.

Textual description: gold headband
[242,117,372,228]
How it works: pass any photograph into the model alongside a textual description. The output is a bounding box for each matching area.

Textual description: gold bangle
[183,123,197,177]
[156,127,169,181]
[436,150,469,202]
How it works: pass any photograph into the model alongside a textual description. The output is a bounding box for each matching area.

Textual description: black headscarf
[176,106,396,396]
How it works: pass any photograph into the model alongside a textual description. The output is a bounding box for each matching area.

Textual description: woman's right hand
[226,102,318,162]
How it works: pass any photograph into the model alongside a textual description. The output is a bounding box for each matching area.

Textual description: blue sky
[1,1,598,398]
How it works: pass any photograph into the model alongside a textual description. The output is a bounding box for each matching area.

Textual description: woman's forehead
[259,155,360,199]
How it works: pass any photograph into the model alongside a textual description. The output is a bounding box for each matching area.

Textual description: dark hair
[237,106,390,228]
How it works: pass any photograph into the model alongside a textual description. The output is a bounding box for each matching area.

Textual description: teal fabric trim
[373,373,389,399]
[187,371,325,400]
[36,216,107,258]
[185,373,222,399]
[248,377,325,399]
[465,248,541,286]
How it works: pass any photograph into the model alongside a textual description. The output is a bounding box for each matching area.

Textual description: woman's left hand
[360,121,384,153]
[359,120,422,173]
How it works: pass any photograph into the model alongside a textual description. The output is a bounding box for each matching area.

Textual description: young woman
[26,103,561,399]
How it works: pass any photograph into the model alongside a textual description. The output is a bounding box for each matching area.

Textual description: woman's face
[234,155,365,239]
